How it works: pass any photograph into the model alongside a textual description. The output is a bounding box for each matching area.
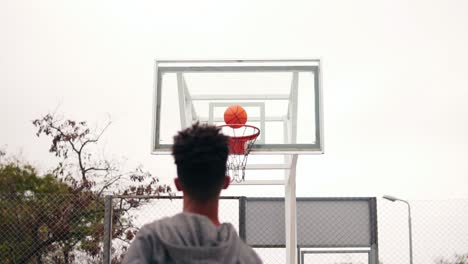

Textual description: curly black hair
[172,123,230,202]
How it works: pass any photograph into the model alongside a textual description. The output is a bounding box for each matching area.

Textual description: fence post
[369,197,379,264]
[103,195,113,264]
[239,196,246,242]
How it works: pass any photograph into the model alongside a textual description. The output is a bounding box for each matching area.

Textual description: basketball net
[218,124,260,182]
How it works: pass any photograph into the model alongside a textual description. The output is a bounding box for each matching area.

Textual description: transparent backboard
[152,60,323,154]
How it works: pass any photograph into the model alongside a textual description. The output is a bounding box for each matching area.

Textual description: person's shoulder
[122,218,170,264]
[237,241,263,264]
[137,213,196,238]
[138,214,175,234]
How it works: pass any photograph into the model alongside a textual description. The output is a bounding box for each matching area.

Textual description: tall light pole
[383,195,413,264]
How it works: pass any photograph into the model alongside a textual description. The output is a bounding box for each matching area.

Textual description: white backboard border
[151,59,324,155]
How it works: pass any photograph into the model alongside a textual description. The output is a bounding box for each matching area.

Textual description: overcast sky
[1,0,468,200]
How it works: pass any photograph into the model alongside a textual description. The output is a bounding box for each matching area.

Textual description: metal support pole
[177,73,188,128]
[404,200,414,264]
[383,195,413,264]
[369,198,379,264]
[239,196,247,242]
[103,195,113,264]
[285,154,298,264]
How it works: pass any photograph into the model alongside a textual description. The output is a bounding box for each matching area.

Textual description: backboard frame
[151,59,324,155]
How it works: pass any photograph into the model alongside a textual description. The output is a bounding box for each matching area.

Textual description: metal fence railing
[1,194,467,264]
[102,196,379,264]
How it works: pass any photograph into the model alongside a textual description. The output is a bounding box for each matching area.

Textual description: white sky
[1,0,468,200]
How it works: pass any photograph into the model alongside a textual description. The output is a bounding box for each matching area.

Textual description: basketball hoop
[218,124,260,182]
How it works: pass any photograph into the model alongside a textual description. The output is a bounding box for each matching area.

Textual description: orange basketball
[224,105,248,129]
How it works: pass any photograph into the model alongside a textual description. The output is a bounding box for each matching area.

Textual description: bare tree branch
[29,113,173,262]
[84,167,110,174]
[79,121,112,153]
[97,174,125,197]
[45,121,87,182]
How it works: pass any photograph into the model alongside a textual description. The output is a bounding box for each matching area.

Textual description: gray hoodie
[123,213,263,264]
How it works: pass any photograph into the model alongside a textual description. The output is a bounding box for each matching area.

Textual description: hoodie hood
[123,212,262,264]
[154,213,241,263]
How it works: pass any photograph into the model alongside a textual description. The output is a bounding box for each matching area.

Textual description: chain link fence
[378,199,468,264]
[1,194,467,264]
[0,193,105,264]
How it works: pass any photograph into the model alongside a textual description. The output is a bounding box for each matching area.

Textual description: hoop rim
[217,124,261,141]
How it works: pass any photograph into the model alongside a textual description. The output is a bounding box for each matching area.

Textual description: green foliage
[0,162,105,263]
[0,163,69,194]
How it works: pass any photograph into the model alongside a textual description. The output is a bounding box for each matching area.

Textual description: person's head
[172,123,230,202]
